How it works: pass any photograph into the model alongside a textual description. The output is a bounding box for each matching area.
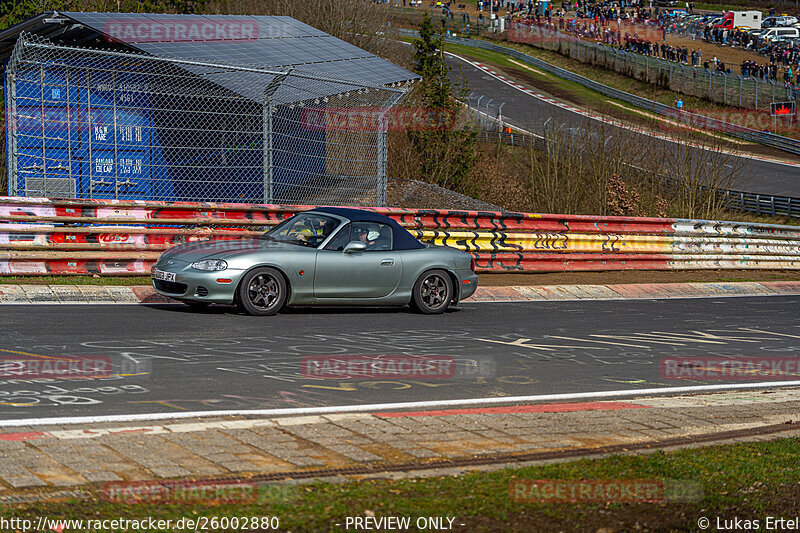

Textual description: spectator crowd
[507,2,799,88]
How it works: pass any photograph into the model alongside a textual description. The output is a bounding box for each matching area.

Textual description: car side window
[324,224,352,251]
[352,223,393,251]
[324,223,393,251]
[371,224,393,251]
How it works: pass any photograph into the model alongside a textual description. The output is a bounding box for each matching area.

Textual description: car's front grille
[153,279,188,295]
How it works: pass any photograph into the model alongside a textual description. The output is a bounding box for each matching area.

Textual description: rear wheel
[411,269,452,314]
[237,267,288,316]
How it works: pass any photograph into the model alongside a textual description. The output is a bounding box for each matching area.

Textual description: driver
[356,226,380,248]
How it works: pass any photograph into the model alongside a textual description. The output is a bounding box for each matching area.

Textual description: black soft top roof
[311,207,424,250]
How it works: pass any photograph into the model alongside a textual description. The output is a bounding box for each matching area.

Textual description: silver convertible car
[151,207,478,315]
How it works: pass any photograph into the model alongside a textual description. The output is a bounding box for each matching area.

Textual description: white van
[760,26,800,40]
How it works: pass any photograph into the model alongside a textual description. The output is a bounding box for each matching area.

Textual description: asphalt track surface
[2,297,800,421]
[445,54,800,197]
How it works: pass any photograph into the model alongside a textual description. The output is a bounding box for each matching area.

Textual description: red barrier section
[0,197,678,234]
[3,197,800,275]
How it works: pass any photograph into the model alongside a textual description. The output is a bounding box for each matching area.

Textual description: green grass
[416,36,761,148]
[694,2,768,14]
[5,438,800,531]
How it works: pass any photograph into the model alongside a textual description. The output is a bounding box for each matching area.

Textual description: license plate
[153,268,176,282]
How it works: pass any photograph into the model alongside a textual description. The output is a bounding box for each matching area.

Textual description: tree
[408,13,477,195]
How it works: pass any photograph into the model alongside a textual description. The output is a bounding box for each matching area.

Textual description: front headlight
[191,259,228,271]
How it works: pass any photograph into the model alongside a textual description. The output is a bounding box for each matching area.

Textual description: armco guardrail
[398,28,800,156]
[2,197,800,275]
[475,130,800,219]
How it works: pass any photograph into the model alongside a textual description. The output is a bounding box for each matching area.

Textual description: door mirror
[343,241,367,253]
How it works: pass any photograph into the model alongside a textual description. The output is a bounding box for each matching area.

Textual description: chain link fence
[5,33,407,206]
[398,28,800,155]
[509,22,800,111]
[1,81,6,196]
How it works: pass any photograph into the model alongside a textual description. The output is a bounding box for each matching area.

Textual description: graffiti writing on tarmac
[476,327,800,365]
[0,384,148,407]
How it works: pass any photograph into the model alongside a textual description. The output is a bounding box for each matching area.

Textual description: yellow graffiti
[0,348,72,361]
[414,231,674,253]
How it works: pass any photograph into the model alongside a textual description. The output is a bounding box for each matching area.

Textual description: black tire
[410,269,452,314]
[185,301,210,311]
[237,267,288,316]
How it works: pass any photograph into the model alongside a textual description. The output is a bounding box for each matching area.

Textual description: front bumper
[151,261,244,304]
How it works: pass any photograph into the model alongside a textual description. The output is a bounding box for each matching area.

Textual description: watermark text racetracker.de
[661,357,800,380]
[103,479,258,505]
[301,107,457,132]
[300,355,496,381]
[510,478,703,504]
[103,17,258,43]
[1,355,112,380]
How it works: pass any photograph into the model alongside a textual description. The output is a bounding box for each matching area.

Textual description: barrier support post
[7,69,17,196]
[262,101,273,204]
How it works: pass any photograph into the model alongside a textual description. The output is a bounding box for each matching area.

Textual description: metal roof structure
[0,12,419,90]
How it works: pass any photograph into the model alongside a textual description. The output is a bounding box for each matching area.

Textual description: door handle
[380,259,394,266]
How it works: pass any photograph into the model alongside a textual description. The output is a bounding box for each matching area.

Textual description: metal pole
[378,91,404,206]
[723,75,727,105]
[377,109,388,207]
[39,66,47,196]
[112,69,119,199]
[262,102,273,204]
[66,67,72,188]
[8,69,17,196]
[87,69,94,199]
[261,71,291,204]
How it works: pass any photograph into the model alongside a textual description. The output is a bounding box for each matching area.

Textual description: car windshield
[260,213,339,248]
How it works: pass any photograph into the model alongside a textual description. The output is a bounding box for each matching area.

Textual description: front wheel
[237,267,288,316]
[410,270,452,314]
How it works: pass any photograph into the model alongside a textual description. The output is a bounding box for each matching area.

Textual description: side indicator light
[216,278,232,284]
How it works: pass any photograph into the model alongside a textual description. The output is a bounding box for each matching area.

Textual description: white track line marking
[462,293,800,303]
[2,381,799,427]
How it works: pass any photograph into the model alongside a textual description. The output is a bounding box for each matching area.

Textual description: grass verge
[5,437,800,531]
[434,38,781,152]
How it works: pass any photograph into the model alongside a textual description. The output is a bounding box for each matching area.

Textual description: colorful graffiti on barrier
[3,197,800,274]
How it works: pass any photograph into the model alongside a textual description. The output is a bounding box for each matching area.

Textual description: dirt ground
[478,268,800,285]
[665,33,774,70]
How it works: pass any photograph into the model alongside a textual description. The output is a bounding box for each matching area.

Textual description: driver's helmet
[293,220,315,238]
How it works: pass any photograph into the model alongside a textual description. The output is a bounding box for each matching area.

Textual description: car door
[313,223,403,299]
